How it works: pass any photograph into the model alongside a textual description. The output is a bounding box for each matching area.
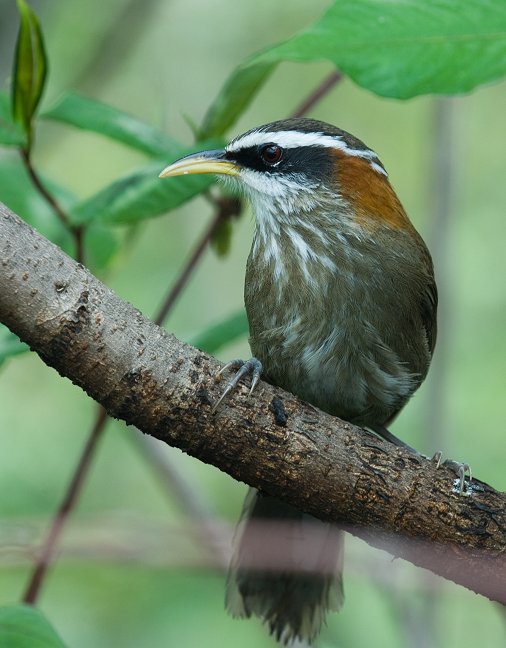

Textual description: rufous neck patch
[332,151,415,232]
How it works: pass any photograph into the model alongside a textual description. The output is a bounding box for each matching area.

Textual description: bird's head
[160,118,412,233]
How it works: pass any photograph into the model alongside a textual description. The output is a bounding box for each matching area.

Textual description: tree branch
[1,201,505,603]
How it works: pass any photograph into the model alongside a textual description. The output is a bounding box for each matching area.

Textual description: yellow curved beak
[159,149,240,179]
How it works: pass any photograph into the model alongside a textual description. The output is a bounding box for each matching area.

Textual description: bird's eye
[260,144,283,165]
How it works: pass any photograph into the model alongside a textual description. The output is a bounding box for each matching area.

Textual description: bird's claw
[431,451,443,469]
[431,452,472,495]
[212,357,263,413]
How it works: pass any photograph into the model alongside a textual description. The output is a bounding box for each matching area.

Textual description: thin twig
[20,149,71,228]
[22,407,109,604]
[154,196,240,325]
[290,70,342,118]
[20,148,85,264]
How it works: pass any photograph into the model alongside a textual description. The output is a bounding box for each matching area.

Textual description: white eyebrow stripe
[227,129,388,176]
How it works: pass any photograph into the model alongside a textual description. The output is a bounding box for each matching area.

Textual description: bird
[159,118,438,644]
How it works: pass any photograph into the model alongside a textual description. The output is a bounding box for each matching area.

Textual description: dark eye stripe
[226,145,334,181]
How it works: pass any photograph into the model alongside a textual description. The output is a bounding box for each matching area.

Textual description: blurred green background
[1,1,505,646]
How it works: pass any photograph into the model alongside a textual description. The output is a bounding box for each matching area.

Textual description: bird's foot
[370,426,473,495]
[212,357,263,413]
[432,452,472,495]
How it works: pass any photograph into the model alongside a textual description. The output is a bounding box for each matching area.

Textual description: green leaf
[189,310,248,354]
[199,61,275,139]
[201,0,506,135]
[71,141,223,225]
[0,604,69,648]
[253,0,506,99]
[0,92,27,147]
[42,92,180,157]
[0,325,29,368]
[12,0,48,147]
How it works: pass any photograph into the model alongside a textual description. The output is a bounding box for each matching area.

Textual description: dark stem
[74,225,85,266]
[290,70,343,118]
[20,148,85,264]
[22,407,109,604]
[154,196,239,325]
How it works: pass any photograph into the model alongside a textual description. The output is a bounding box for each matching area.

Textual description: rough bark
[0,202,505,602]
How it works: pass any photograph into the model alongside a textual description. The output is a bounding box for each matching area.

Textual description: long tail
[226,488,344,645]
